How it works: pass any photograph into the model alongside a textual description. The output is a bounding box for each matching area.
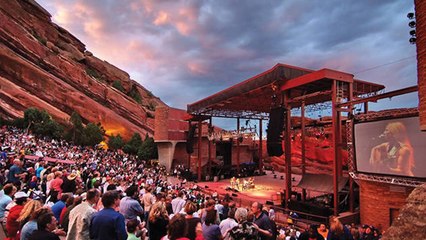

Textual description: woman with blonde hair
[369,121,414,176]
[20,207,53,240]
[148,201,169,240]
[17,199,42,229]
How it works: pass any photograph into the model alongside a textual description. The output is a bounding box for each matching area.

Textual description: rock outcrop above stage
[381,184,426,240]
[0,0,166,139]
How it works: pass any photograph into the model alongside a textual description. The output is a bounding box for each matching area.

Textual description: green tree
[67,111,84,144]
[137,134,158,160]
[112,80,125,93]
[81,123,105,146]
[123,133,142,154]
[23,108,63,139]
[128,85,142,104]
[108,134,125,150]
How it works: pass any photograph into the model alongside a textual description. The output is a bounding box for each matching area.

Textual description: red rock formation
[0,0,166,140]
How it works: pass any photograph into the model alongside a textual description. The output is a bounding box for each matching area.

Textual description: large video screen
[354,116,426,178]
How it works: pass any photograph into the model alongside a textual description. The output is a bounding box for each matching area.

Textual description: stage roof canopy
[296,173,349,193]
[187,63,384,119]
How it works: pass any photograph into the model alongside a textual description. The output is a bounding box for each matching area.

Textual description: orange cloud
[154,11,169,25]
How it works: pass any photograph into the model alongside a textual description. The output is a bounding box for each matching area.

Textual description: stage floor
[197,171,303,207]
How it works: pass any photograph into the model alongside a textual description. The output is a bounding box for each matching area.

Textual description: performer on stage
[230,177,236,189]
[235,178,240,191]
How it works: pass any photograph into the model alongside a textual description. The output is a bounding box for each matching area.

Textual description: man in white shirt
[171,191,186,214]
[67,189,100,240]
[219,207,238,236]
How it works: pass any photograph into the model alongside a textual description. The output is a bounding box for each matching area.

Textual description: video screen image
[354,116,426,178]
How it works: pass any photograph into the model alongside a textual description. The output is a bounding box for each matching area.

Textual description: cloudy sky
[37,0,418,114]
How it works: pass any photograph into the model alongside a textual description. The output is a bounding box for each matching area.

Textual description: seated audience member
[28,212,63,240]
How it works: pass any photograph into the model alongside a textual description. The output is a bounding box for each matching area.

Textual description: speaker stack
[186,124,196,154]
[267,107,285,156]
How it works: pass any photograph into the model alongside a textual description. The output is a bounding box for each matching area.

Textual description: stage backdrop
[354,116,426,178]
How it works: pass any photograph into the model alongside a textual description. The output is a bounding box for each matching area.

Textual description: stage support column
[301,101,307,201]
[208,117,212,178]
[284,92,292,204]
[332,80,340,216]
[348,82,355,213]
[237,118,240,174]
[364,102,368,114]
[259,119,263,175]
[197,120,202,182]
[188,121,192,168]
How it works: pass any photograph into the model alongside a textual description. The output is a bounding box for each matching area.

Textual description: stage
[196,171,303,207]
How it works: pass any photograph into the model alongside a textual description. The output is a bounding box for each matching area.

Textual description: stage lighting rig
[407,12,416,45]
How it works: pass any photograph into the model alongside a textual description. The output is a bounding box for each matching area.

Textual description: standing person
[119,185,144,222]
[219,207,237,237]
[50,172,63,196]
[226,207,259,240]
[28,212,60,240]
[148,201,169,240]
[17,200,42,231]
[250,202,273,240]
[317,223,329,240]
[163,214,191,240]
[20,207,52,240]
[171,191,186,215]
[184,201,202,240]
[61,172,77,194]
[6,192,29,239]
[202,209,222,240]
[7,159,26,185]
[142,186,155,220]
[0,183,16,221]
[90,190,127,240]
[66,189,100,240]
[327,216,353,240]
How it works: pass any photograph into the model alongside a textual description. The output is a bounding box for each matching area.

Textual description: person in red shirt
[6,191,28,240]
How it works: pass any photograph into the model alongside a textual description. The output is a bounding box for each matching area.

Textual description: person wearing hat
[61,172,78,194]
[6,191,28,239]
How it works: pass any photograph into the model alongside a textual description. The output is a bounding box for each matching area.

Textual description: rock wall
[382,184,426,240]
[0,0,166,139]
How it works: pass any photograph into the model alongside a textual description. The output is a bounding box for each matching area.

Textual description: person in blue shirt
[90,190,127,240]
[7,159,26,184]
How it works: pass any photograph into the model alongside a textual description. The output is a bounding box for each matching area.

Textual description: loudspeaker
[186,124,196,154]
[267,107,285,156]
[266,200,274,205]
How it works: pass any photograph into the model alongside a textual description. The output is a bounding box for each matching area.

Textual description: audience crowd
[0,126,382,240]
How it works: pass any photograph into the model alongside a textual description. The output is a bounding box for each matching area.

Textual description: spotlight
[408,21,416,28]
[409,30,416,36]
[409,37,416,44]
[407,12,415,19]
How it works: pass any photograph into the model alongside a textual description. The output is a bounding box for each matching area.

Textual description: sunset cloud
[37,0,418,111]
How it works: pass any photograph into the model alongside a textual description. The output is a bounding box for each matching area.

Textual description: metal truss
[349,172,425,188]
[353,108,418,122]
[191,109,269,120]
[347,108,425,188]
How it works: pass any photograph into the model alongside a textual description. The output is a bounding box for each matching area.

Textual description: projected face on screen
[354,117,426,178]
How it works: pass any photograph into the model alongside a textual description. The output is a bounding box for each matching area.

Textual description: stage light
[408,21,416,28]
[407,12,415,19]
[410,30,416,36]
[409,37,416,44]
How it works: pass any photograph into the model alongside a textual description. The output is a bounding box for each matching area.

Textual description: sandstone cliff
[0,0,166,139]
